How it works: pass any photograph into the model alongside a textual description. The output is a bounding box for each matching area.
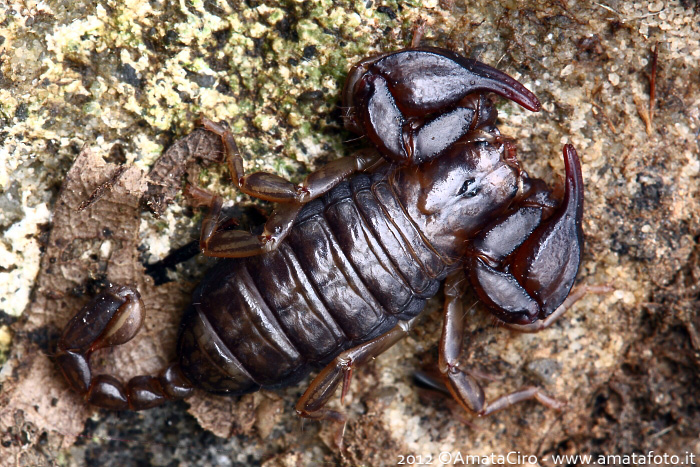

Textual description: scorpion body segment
[56,47,586,420]
[178,142,519,394]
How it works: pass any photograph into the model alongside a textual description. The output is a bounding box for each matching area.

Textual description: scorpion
[55,47,584,424]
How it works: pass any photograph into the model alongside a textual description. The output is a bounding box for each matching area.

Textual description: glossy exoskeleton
[56,47,584,423]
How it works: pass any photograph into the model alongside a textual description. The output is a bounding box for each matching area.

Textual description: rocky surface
[1,1,699,466]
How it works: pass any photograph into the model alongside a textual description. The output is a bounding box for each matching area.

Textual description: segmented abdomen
[178,171,449,393]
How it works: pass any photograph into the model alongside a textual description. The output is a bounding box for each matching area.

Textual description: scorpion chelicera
[56,47,584,424]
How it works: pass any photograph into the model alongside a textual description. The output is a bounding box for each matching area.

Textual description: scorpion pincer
[56,47,583,423]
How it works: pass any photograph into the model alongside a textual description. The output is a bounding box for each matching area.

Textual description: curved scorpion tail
[55,286,194,410]
[466,144,584,325]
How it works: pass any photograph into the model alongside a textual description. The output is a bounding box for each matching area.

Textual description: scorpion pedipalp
[467,144,584,325]
[343,47,541,165]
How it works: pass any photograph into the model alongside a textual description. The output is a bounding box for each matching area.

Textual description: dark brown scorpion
[55,47,584,424]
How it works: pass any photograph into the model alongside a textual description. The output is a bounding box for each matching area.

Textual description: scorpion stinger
[55,286,194,410]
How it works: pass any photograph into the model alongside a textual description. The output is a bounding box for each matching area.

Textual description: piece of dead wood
[635,42,660,137]
[144,128,223,217]
[634,94,653,136]
[77,165,128,212]
[649,42,659,129]
[591,101,618,134]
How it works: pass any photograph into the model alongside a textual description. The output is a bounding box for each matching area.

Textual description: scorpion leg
[201,117,381,203]
[55,286,194,410]
[195,118,381,258]
[439,271,563,416]
[186,185,304,258]
[501,284,613,333]
[296,313,425,422]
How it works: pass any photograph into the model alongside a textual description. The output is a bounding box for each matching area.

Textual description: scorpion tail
[467,144,584,325]
[55,286,194,410]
